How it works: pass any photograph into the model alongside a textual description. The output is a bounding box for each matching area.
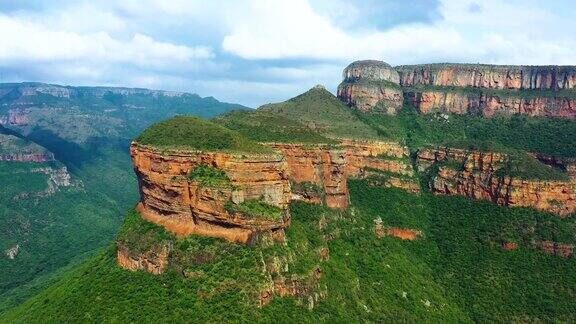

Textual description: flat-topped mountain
[338,60,576,118]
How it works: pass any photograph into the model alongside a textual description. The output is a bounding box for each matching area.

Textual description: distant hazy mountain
[0,82,246,310]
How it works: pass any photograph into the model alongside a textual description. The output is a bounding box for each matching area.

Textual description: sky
[0,0,575,107]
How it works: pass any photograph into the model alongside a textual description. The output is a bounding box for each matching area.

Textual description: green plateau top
[136,115,272,153]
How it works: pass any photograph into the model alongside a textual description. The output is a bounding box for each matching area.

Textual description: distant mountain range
[0,82,245,311]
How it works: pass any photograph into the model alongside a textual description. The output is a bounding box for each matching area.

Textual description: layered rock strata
[404,90,576,118]
[418,147,576,216]
[337,60,404,115]
[397,64,576,90]
[268,140,417,208]
[130,143,292,244]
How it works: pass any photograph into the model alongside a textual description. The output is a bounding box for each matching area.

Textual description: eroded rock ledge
[131,143,292,245]
[418,147,576,216]
[337,60,404,115]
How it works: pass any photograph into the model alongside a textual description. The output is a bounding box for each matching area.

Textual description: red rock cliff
[418,147,576,216]
[131,143,292,244]
[337,60,404,115]
[397,64,576,90]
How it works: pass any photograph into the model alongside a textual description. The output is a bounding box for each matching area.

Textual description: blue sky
[0,0,575,107]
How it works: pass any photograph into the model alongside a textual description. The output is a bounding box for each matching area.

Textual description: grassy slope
[215,110,335,144]
[258,87,380,140]
[137,116,271,153]
[4,180,576,322]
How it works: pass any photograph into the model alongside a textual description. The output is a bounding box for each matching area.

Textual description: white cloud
[221,0,576,65]
[0,15,212,67]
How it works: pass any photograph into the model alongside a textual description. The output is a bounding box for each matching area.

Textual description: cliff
[404,89,576,118]
[268,139,417,209]
[396,64,576,90]
[337,60,404,115]
[418,147,576,216]
[131,143,291,244]
[336,61,576,118]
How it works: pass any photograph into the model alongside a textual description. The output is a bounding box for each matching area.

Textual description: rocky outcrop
[374,218,422,240]
[417,147,508,172]
[431,167,575,216]
[131,143,292,244]
[0,109,30,125]
[404,90,576,118]
[259,267,325,309]
[5,244,20,260]
[269,140,417,208]
[419,147,575,216]
[397,64,576,90]
[268,143,349,208]
[533,241,574,258]
[117,242,171,275]
[337,60,404,115]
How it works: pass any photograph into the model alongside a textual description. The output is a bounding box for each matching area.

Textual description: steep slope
[4,180,576,322]
[0,83,244,311]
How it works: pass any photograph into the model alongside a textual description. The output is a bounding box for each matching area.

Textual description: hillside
[0,83,245,311]
[3,182,576,322]
[2,61,576,322]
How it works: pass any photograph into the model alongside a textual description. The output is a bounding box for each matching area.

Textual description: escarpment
[418,147,576,216]
[397,64,576,90]
[337,60,404,115]
[268,139,417,209]
[337,61,576,118]
[131,143,291,244]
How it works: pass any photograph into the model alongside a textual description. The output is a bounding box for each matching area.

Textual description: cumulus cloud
[0,15,212,66]
[221,0,576,65]
[0,0,575,107]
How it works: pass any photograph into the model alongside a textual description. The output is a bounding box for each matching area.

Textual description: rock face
[404,90,576,118]
[337,60,404,115]
[0,153,54,162]
[267,143,350,208]
[130,143,292,244]
[117,242,170,275]
[395,64,576,118]
[269,140,417,209]
[397,64,576,90]
[418,147,576,216]
[431,167,575,216]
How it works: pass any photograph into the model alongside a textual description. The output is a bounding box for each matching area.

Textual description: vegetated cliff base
[269,139,417,209]
[130,143,291,245]
[337,60,404,115]
[418,147,576,216]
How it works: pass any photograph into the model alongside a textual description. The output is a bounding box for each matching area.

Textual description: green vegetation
[259,87,380,140]
[5,180,576,322]
[225,199,283,221]
[498,153,569,181]
[188,164,234,188]
[358,105,576,158]
[137,116,271,153]
[0,83,243,311]
[215,110,335,144]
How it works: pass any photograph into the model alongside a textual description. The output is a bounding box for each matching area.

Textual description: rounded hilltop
[343,60,400,84]
[136,115,272,153]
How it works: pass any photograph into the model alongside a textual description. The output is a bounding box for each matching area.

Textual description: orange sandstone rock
[130,143,291,244]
